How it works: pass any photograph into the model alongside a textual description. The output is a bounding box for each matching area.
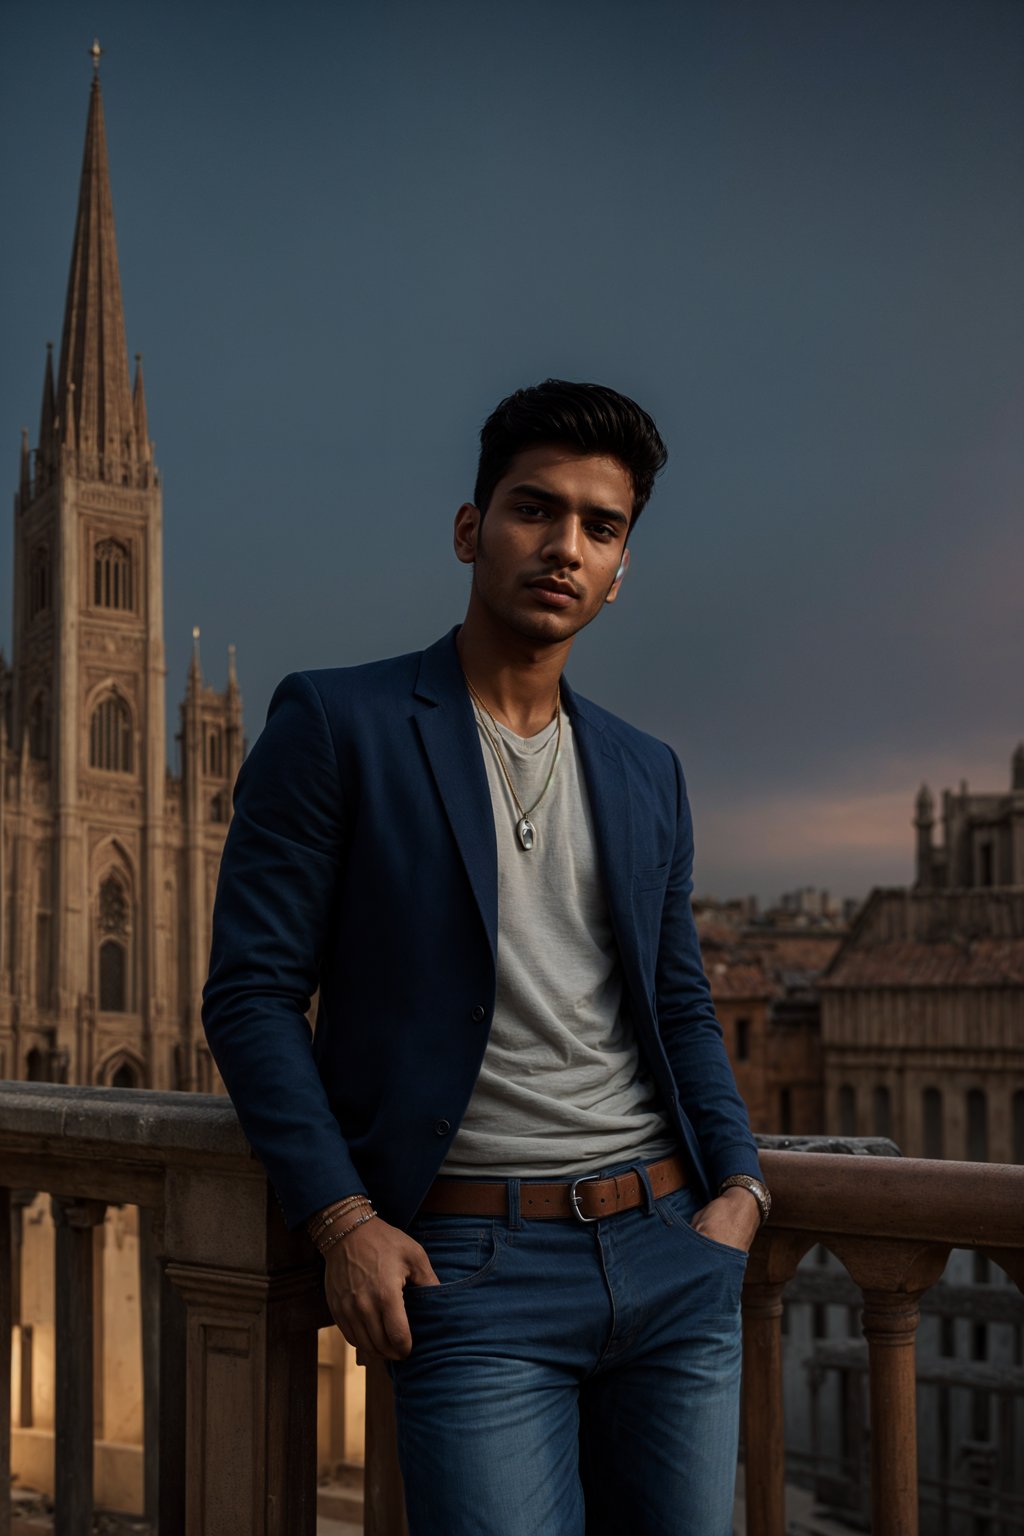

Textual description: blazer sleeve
[653,746,763,1191]
[202,670,368,1229]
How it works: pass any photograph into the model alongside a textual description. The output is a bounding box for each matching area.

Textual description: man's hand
[689,1184,761,1254]
[323,1216,439,1360]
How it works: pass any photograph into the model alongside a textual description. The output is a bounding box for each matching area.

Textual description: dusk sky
[2,1,1021,904]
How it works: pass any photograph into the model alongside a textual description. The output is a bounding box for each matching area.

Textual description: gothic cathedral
[0,72,242,1092]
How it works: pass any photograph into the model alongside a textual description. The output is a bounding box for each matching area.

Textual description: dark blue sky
[2,1,1022,901]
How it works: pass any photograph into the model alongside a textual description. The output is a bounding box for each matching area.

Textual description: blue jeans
[390,1164,746,1535]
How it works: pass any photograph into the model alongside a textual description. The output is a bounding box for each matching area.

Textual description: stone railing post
[161,1166,326,1536]
[51,1196,107,1536]
[741,1229,815,1536]
[828,1237,950,1536]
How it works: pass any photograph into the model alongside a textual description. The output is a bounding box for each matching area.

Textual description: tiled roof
[823,939,1024,988]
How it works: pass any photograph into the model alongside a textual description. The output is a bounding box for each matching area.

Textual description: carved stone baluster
[828,1237,950,1536]
[741,1229,815,1536]
[165,1262,321,1535]
[1,1188,12,1536]
[51,1196,107,1536]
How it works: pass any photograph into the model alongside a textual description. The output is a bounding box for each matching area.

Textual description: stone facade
[0,75,242,1094]
[820,887,1024,1163]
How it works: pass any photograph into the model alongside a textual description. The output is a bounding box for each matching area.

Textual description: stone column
[51,1195,107,1536]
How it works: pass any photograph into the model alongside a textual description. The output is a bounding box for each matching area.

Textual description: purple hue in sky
[2,0,1022,902]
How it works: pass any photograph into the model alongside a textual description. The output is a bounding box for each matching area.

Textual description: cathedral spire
[55,62,134,477]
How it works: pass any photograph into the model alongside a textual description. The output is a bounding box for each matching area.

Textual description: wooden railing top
[759,1147,1024,1251]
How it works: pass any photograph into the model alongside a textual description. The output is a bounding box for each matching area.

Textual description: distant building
[0,72,242,1092]
[915,747,1024,890]
[784,752,1024,1532]
[697,904,843,1137]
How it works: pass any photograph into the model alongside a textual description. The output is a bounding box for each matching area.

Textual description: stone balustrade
[0,1083,1021,1536]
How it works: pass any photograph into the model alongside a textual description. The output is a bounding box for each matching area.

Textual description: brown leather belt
[418,1152,687,1223]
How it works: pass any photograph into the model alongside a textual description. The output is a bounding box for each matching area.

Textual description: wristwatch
[718,1173,771,1225]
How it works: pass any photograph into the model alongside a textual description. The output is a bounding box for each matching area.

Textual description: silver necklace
[464,676,562,851]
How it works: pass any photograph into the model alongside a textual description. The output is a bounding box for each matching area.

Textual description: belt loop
[636,1161,656,1215]
[507,1177,522,1230]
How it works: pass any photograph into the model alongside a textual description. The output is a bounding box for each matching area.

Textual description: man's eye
[588,523,615,540]
[517,503,548,518]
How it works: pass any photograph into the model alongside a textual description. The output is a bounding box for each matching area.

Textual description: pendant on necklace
[517,817,536,851]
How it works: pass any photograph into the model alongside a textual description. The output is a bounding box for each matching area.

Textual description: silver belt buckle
[569,1172,603,1224]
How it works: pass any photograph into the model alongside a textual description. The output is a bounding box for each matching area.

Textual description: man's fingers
[405,1245,440,1289]
[381,1293,414,1358]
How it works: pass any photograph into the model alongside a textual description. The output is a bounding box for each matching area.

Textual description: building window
[98,874,130,1013]
[93,537,133,611]
[838,1084,856,1137]
[25,1047,48,1082]
[978,841,994,887]
[204,727,223,776]
[29,545,51,618]
[922,1087,943,1159]
[735,1017,750,1062]
[873,1085,892,1140]
[110,1060,140,1089]
[210,791,228,824]
[99,940,126,1012]
[966,1088,988,1162]
[90,694,133,773]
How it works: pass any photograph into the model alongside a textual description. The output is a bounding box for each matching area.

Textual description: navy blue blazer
[202,628,761,1231]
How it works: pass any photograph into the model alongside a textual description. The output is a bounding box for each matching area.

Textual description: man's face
[454,445,632,649]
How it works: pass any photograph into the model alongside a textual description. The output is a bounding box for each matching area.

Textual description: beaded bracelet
[308,1194,371,1242]
[316,1207,378,1256]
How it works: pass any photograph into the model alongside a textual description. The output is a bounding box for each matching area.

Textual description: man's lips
[528,578,580,608]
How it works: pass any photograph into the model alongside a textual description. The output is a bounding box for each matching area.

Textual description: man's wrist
[717,1173,771,1225]
[307,1193,375,1253]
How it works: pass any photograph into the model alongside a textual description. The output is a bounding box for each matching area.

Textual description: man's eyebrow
[505,483,630,528]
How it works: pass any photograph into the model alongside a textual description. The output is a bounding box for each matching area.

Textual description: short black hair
[474,379,668,528]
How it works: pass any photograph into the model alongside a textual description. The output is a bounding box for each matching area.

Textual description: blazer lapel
[413,631,498,963]
[564,683,642,988]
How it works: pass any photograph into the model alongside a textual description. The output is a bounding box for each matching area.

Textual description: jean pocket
[656,1189,749,1266]
[403,1223,502,1299]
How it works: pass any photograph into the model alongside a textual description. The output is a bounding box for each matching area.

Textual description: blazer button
[471,1005,486,1022]
[434,1119,451,1137]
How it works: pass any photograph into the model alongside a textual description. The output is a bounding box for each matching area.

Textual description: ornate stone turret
[914,783,935,889]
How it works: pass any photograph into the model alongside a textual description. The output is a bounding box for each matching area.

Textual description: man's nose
[542,516,582,568]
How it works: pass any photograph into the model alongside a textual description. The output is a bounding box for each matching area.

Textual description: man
[203,380,769,1535]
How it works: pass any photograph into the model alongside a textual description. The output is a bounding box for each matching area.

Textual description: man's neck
[456,610,570,738]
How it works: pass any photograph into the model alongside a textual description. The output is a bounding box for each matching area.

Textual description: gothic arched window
[111,1059,140,1088]
[90,694,133,773]
[98,874,130,1013]
[99,941,126,1012]
[29,545,51,618]
[204,727,223,776]
[873,1085,892,1140]
[93,538,134,611]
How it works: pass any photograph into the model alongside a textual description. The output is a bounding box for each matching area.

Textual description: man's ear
[454,503,481,566]
[605,546,630,604]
